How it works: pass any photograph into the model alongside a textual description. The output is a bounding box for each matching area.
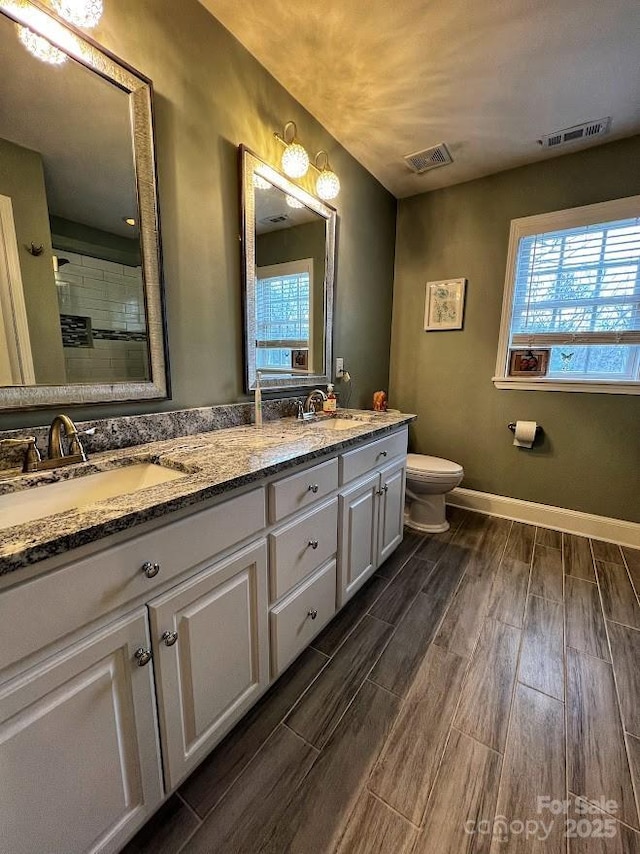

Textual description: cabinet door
[0,610,162,854]
[377,457,407,565]
[148,540,269,789]
[338,471,380,607]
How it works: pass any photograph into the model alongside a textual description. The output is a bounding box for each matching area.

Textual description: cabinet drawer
[270,559,336,677]
[0,487,265,674]
[268,458,338,523]
[340,427,408,484]
[269,498,338,601]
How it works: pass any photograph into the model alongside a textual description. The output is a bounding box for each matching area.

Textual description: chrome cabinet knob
[307,608,318,620]
[308,539,319,549]
[134,647,152,666]
[161,630,178,647]
[308,484,319,494]
[142,561,160,578]
[378,450,388,458]
[376,485,389,496]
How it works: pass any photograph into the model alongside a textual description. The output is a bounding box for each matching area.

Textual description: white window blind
[255,259,311,370]
[496,198,640,383]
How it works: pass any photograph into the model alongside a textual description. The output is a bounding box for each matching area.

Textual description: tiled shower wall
[55,251,149,383]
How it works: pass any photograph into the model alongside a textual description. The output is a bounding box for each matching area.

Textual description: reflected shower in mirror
[241,147,336,392]
[0,0,168,409]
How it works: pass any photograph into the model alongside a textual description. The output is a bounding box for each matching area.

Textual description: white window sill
[492,377,640,395]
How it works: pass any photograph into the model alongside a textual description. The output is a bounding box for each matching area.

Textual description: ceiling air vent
[260,214,289,225]
[539,117,611,149]
[403,143,453,174]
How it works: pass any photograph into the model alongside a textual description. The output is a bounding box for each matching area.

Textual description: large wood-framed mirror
[240,146,337,393]
[0,0,169,410]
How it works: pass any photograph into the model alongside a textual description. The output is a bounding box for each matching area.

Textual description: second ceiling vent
[403,142,453,174]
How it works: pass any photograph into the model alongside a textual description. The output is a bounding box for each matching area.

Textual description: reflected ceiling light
[51,0,104,29]
[253,174,271,190]
[286,195,305,209]
[17,25,67,64]
[278,121,309,179]
[314,150,340,201]
[122,217,136,227]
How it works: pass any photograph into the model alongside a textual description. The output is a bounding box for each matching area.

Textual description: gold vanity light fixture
[276,121,310,179]
[314,150,340,201]
[51,0,103,28]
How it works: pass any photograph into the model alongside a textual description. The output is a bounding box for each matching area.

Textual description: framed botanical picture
[424,278,467,331]
[508,348,550,377]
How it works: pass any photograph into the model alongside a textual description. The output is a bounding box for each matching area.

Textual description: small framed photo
[291,348,309,370]
[508,348,550,377]
[424,278,466,331]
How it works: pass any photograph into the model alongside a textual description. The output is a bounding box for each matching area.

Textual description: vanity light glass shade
[17,25,67,64]
[51,0,103,28]
[285,194,305,209]
[316,168,340,201]
[281,141,309,179]
[253,173,271,190]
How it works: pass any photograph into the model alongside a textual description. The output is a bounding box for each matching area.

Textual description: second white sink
[0,463,187,530]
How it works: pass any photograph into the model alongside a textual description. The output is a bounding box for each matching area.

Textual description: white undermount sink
[312,417,372,431]
[0,463,186,530]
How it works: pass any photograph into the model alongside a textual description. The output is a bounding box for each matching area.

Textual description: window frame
[255,258,314,373]
[494,194,640,395]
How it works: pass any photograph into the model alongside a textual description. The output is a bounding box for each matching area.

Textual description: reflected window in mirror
[241,146,336,393]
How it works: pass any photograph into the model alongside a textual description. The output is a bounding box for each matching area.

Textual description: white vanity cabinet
[147,541,269,789]
[0,421,409,854]
[0,609,163,854]
[338,441,407,606]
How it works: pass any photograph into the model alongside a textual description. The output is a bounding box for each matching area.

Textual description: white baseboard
[447,487,640,549]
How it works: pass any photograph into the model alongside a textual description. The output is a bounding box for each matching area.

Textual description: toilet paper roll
[513,420,537,448]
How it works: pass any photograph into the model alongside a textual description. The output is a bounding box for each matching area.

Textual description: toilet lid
[407,454,463,477]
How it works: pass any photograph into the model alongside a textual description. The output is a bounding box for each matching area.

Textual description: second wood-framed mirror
[240,146,337,393]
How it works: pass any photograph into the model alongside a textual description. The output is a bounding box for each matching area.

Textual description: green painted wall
[0,138,66,385]
[256,221,326,372]
[1,0,396,429]
[390,135,640,523]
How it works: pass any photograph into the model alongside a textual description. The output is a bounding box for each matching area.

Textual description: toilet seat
[406,454,463,482]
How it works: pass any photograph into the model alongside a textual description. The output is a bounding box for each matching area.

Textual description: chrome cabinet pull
[308,539,319,549]
[378,450,388,458]
[161,630,178,647]
[134,647,152,666]
[376,485,389,496]
[142,561,160,579]
[307,608,318,620]
[308,484,319,494]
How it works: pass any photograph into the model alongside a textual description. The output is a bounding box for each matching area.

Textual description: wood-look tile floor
[123,510,640,854]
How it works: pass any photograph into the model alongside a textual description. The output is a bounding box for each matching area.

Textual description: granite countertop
[0,410,415,577]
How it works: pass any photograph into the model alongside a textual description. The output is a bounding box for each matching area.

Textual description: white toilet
[405,453,464,533]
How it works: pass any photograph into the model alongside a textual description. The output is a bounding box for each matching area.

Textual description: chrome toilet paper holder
[508,422,543,438]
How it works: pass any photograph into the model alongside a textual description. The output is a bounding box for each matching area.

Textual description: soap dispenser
[323,383,337,414]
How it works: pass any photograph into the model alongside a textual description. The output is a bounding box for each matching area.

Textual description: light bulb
[17,26,67,64]
[286,195,304,209]
[52,0,103,28]
[316,169,340,201]
[281,142,309,179]
[253,174,271,190]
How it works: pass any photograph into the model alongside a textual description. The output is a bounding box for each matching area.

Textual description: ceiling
[255,180,323,234]
[199,0,640,198]
[0,9,138,238]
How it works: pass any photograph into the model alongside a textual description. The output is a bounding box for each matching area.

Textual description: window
[255,259,313,372]
[495,196,640,393]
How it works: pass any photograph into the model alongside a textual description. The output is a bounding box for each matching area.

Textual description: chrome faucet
[303,389,328,415]
[47,414,90,464]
